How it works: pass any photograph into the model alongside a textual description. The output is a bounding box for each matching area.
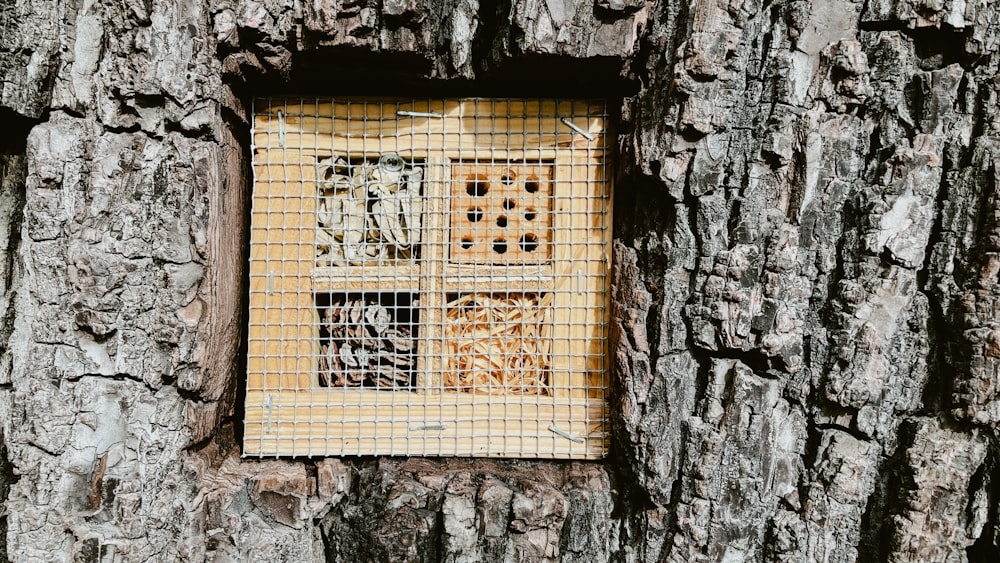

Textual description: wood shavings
[320,297,416,388]
[443,293,553,395]
[315,154,423,266]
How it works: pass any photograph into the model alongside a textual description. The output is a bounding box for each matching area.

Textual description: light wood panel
[247,156,319,391]
[414,155,448,390]
[253,98,606,157]
[312,265,421,292]
[244,389,608,458]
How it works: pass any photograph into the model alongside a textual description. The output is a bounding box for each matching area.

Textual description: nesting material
[315,154,423,266]
[443,293,553,394]
[320,297,416,388]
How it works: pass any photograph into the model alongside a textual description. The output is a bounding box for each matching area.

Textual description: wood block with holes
[449,163,553,264]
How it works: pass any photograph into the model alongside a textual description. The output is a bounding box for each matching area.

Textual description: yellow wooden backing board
[246,98,610,458]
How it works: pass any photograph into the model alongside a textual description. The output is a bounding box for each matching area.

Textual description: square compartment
[442,292,553,395]
[316,154,424,267]
[449,163,553,265]
[317,292,419,389]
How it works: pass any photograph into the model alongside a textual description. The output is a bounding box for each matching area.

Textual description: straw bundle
[443,293,553,394]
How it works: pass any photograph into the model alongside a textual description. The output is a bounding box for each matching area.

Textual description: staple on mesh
[265,394,274,434]
[559,117,594,141]
[548,425,584,443]
[276,110,286,147]
[397,110,444,118]
[409,424,448,431]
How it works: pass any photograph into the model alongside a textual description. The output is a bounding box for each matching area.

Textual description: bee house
[245,98,611,458]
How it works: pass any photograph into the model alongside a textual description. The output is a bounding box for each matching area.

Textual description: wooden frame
[245,98,611,458]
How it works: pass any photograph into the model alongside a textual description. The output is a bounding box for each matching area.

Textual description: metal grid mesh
[245,98,611,458]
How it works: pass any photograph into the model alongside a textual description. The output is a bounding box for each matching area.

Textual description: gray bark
[1,0,999,561]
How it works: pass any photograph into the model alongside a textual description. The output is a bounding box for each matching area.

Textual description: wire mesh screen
[245,98,611,458]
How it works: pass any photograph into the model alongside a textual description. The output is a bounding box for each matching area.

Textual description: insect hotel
[245,98,611,458]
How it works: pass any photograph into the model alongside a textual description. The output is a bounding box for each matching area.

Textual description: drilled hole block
[450,163,553,264]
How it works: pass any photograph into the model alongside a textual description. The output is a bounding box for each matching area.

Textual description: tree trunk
[1,0,998,561]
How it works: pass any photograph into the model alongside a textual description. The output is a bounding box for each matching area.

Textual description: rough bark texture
[1,0,999,561]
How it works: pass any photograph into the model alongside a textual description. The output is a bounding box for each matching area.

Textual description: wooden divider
[245,390,607,458]
[247,153,319,391]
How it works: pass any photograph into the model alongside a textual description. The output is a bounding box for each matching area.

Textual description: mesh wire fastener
[397,110,444,118]
[559,117,594,141]
[276,110,286,148]
[548,425,584,443]
[265,394,274,434]
[409,423,448,431]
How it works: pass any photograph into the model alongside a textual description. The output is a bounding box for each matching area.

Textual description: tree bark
[1,0,999,561]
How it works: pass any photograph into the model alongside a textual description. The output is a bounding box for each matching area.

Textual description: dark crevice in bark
[857,20,907,32]
[0,141,27,563]
[222,90,253,453]
[907,26,983,71]
[610,453,661,513]
[0,427,11,563]
[661,469,685,555]
[858,21,982,69]
[0,109,36,154]
[48,104,87,121]
[918,132,959,417]
[918,294,952,415]
[967,79,991,150]
[68,373,163,398]
[877,419,926,557]
[814,421,873,443]
[696,345,772,378]
[968,165,998,268]
[319,462,387,562]
[280,53,636,98]
[186,420,241,463]
[98,118,145,136]
[162,119,216,142]
[281,47,436,94]
[473,0,508,75]
[729,167,753,235]
[757,3,780,79]
[610,167,684,553]
[319,519,336,563]
[431,506,447,562]
[614,169,677,245]
[0,156,25,346]
[800,406,826,490]
[858,427,909,563]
